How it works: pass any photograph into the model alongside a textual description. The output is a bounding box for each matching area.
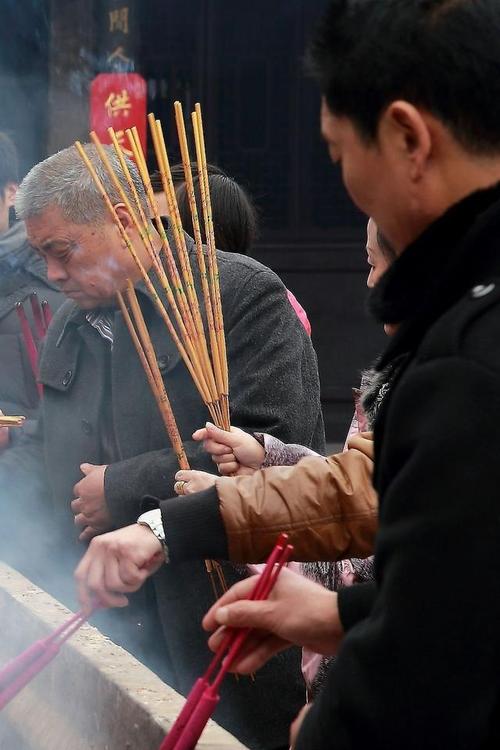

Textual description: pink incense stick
[0,606,98,711]
[160,534,292,750]
[15,302,42,398]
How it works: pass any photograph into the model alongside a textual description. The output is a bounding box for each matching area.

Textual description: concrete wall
[0,563,246,750]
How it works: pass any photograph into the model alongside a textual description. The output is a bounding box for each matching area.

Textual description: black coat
[0,229,324,750]
[297,185,500,749]
[0,222,62,416]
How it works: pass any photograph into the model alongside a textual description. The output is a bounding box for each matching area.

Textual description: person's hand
[174,469,217,495]
[71,463,112,542]
[74,524,165,613]
[202,567,344,674]
[192,422,265,476]
[290,704,312,749]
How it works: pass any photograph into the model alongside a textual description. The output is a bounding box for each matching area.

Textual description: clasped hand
[173,422,265,494]
[71,462,112,542]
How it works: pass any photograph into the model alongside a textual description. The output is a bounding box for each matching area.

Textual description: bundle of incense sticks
[0,605,98,712]
[15,293,53,398]
[0,415,25,428]
[74,104,229,597]
[159,533,293,750]
[75,101,229,434]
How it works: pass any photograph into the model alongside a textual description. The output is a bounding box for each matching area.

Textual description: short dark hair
[308,0,500,155]
[0,132,19,192]
[152,164,258,254]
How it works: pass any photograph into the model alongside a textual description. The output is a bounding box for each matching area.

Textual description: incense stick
[118,285,189,470]
[0,416,25,428]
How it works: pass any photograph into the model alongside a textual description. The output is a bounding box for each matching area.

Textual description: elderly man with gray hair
[0,143,324,750]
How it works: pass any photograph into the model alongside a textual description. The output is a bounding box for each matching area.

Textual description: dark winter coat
[0,225,324,750]
[297,184,500,750]
[0,221,62,416]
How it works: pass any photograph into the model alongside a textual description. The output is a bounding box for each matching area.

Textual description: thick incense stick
[90,131,210,409]
[75,138,228,596]
[75,140,212,415]
[118,284,189,470]
[77,108,230,431]
[174,103,224,413]
[123,127,212,406]
[146,117,223,426]
[193,104,230,429]
[0,416,25,428]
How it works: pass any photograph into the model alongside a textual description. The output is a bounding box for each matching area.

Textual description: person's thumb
[215,600,272,631]
[80,462,96,476]
[205,421,239,447]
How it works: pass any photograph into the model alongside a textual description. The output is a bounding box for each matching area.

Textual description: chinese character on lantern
[104,89,132,118]
[109,7,129,34]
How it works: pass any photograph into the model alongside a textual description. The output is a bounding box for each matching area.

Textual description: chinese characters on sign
[90,73,147,159]
[104,89,131,118]
[109,6,129,34]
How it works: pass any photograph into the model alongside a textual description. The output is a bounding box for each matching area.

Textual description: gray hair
[15,143,148,224]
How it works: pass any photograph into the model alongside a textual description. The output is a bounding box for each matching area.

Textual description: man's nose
[46,257,69,284]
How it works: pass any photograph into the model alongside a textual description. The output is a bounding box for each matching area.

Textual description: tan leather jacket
[217,432,377,562]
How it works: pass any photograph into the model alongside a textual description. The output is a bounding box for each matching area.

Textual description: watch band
[137,509,169,563]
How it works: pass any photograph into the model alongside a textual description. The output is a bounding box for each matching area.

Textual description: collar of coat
[369,181,500,369]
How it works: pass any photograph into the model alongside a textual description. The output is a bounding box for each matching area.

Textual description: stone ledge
[0,562,246,750]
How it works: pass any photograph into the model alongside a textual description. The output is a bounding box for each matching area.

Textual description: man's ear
[114,203,135,233]
[379,101,432,181]
[4,182,17,209]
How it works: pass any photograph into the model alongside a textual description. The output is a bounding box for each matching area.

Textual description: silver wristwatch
[137,509,169,563]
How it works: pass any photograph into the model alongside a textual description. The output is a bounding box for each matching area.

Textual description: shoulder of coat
[418,278,500,369]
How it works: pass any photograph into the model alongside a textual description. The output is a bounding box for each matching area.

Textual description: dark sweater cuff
[338,581,376,632]
[158,487,229,564]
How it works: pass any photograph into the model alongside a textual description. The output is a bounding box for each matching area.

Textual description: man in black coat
[1,142,324,750]
[0,133,63,585]
[157,2,500,748]
[0,132,62,423]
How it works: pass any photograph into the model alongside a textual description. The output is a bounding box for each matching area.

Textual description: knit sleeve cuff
[338,581,376,632]
[157,486,229,563]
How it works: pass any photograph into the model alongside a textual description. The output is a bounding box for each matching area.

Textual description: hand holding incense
[159,533,293,750]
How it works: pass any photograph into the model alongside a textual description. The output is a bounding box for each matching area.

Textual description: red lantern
[90,73,147,157]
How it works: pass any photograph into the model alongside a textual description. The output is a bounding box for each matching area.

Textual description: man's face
[366,218,391,289]
[26,205,138,309]
[321,100,427,253]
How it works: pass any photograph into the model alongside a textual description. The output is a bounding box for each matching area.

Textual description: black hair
[308,0,500,155]
[150,163,227,193]
[151,164,258,255]
[0,132,19,193]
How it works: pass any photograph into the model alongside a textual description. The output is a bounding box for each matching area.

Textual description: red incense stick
[15,302,42,397]
[0,606,98,711]
[160,533,293,750]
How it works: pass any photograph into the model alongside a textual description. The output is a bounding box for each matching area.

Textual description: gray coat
[0,232,324,750]
[0,221,63,416]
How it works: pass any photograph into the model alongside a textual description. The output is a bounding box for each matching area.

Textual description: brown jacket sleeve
[218,432,377,563]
